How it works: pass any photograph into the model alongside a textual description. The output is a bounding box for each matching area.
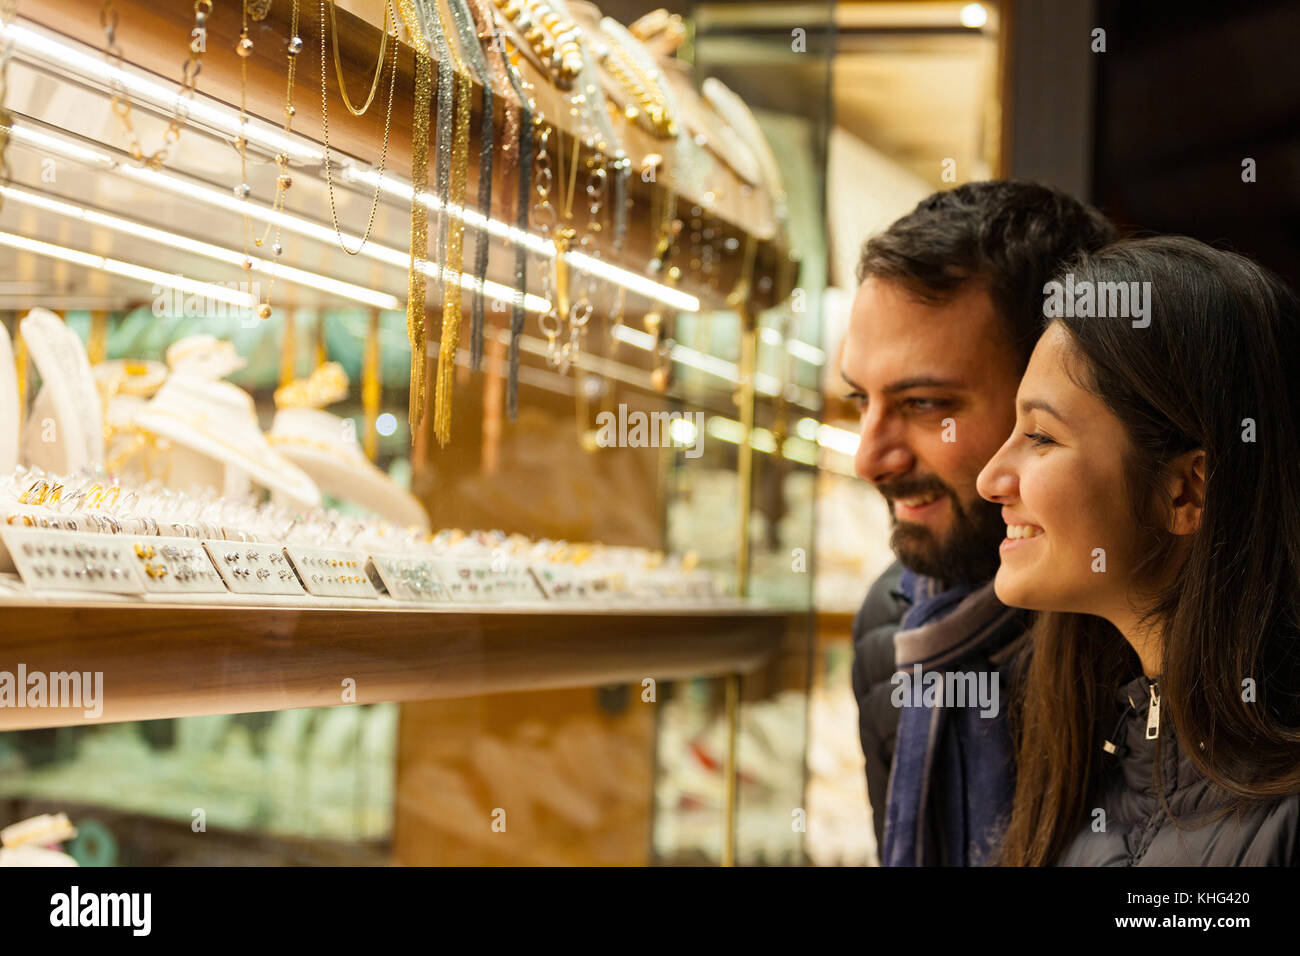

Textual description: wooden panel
[0,600,785,729]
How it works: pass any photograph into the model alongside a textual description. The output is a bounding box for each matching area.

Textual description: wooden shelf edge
[0,602,790,729]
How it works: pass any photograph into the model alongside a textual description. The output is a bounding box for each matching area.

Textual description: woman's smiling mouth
[1001,511,1045,551]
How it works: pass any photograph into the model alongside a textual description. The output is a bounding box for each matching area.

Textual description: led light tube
[817,423,859,456]
[4,122,116,167]
[345,165,701,313]
[0,231,257,307]
[113,163,550,313]
[0,183,400,310]
[759,325,826,366]
[0,21,324,164]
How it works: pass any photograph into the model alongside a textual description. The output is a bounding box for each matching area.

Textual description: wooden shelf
[0,599,788,730]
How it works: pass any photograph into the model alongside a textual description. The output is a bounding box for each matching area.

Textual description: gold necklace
[329,0,390,116]
[319,0,399,256]
[492,0,582,88]
[233,0,299,320]
[394,0,432,435]
[430,0,474,447]
[250,0,304,319]
[597,19,675,139]
[100,0,211,169]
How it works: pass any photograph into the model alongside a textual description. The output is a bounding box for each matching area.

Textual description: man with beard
[841,181,1116,865]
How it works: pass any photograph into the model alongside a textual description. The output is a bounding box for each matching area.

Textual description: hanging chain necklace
[253,0,304,318]
[100,0,211,169]
[330,0,390,116]
[429,0,474,447]
[232,0,303,320]
[444,0,496,373]
[491,29,539,423]
[393,0,433,434]
[319,0,399,256]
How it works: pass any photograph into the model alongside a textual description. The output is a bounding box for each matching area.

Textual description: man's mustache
[876,477,957,509]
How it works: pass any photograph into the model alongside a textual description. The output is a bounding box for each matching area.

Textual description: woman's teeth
[898,492,941,508]
[1005,524,1043,540]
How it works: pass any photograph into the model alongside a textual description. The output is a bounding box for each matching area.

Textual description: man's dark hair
[856,181,1118,369]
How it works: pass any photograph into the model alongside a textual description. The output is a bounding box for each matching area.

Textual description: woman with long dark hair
[976,235,1300,865]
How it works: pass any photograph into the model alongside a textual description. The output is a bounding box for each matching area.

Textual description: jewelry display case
[0,0,831,866]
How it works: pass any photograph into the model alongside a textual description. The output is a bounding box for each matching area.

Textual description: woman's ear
[1166,449,1206,536]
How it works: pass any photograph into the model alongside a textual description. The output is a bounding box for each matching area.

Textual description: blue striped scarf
[881,570,1027,866]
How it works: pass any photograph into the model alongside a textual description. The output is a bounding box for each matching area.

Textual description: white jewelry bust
[19,308,105,474]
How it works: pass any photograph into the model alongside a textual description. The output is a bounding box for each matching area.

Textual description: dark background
[1092,0,1300,290]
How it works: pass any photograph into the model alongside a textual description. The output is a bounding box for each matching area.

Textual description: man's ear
[1166,449,1206,536]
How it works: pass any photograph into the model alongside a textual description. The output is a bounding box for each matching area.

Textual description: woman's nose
[976,442,1018,504]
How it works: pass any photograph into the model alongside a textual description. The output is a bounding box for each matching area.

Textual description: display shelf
[0,598,788,730]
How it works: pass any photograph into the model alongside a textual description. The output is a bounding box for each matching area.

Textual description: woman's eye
[1025,431,1056,447]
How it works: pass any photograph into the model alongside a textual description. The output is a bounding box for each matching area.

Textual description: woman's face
[976,323,1147,618]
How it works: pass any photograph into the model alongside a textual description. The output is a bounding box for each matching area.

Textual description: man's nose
[854,408,913,485]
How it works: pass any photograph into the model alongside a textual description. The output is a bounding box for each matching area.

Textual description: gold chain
[100,0,212,169]
[249,0,303,318]
[394,0,431,434]
[329,0,390,117]
[319,0,398,256]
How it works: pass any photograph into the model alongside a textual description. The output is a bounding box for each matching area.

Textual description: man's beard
[880,477,1005,587]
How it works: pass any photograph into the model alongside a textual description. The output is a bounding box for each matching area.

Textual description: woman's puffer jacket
[1057,674,1300,866]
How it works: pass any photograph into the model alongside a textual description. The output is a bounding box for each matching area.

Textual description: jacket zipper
[1145,680,1161,740]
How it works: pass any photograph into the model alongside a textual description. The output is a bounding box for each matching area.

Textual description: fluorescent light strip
[114,163,549,313]
[611,323,785,396]
[817,423,859,456]
[0,231,256,307]
[759,326,826,366]
[0,184,399,310]
[1,21,323,164]
[5,122,115,167]
[343,166,549,257]
[346,166,701,313]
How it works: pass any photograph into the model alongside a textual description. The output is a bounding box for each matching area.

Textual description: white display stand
[18,308,105,474]
[135,374,321,511]
[269,407,429,531]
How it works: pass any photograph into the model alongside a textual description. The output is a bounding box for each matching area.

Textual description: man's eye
[902,398,948,412]
[1025,431,1056,447]
[845,391,867,409]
